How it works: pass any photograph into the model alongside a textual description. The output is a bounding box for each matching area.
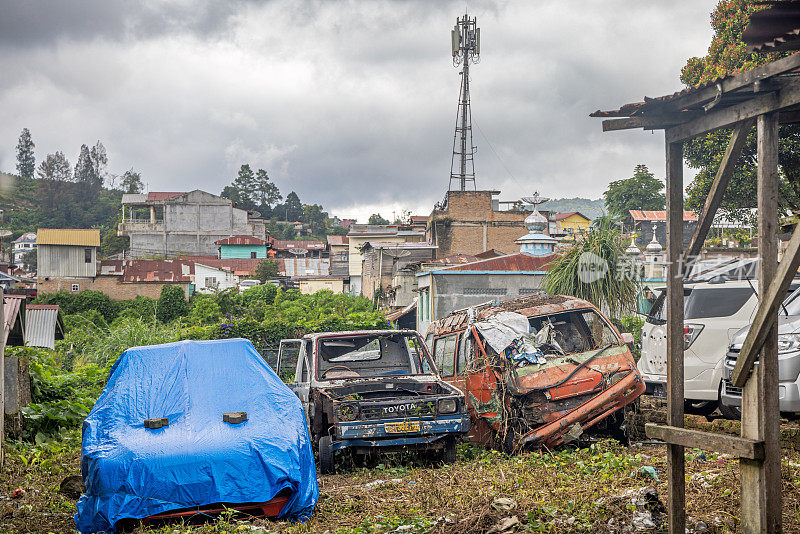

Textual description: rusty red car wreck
[426,293,645,451]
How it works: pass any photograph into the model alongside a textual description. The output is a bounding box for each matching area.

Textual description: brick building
[427,190,546,258]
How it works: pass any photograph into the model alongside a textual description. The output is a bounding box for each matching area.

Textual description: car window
[779,284,800,315]
[684,287,754,319]
[433,334,457,377]
[529,310,620,354]
[407,335,433,374]
[317,333,429,379]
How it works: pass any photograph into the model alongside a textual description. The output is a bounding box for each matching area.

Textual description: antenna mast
[449,13,480,192]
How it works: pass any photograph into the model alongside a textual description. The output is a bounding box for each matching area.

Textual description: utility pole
[449,13,480,192]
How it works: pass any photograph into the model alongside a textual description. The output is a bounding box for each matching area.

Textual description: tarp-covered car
[426,293,645,450]
[75,339,318,534]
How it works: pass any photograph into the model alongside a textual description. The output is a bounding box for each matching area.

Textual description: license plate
[653,384,666,399]
[384,421,420,434]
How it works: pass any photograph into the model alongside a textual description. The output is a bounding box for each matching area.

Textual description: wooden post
[740,112,781,533]
[665,139,685,534]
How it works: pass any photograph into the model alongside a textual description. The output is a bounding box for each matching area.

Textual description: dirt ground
[4,425,800,534]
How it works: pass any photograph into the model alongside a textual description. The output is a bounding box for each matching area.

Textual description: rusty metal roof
[98,259,194,282]
[192,258,263,276]
[438,252,559,273]
[326,235,349,246]
[3,295,24,345]
[427,254,479,265]
[37,228,101,247]
[430,293,594,337]
[147,192,185,201]
[273,240,325,251]
[214,235,267,246]
[629,210,698,222]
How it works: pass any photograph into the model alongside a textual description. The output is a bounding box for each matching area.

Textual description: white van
[238,279,261,291]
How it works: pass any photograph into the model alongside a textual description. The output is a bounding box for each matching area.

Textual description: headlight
[437,398,457,414]
[778,333,800,354]
[337,403,359,421]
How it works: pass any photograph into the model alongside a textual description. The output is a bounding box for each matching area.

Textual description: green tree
[603,165,665,220]
[254,168,282,208]
[254,259,280,282]
[21,249,36,271]
[120,169,143,194]
[156,285,189,323]
[37,151,72,212]
[16,128,35,179]
[368,213,390,225]
[680,1,799,222]
[281,191,303,221]
[303,203,327,235]
[543,224,640,318]
[101,216,129,257]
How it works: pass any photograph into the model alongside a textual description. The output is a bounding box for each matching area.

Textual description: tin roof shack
[628,210,698,248]
[347,225,427,295]
[416,252,557,336]
[88,259,194,300]
[360,242,437,303]
[327,235,350,276]
[427,190,550,258]
[272,240,325,259]
[118,190,266,257]
[215,235,272,259]
[36,229,101,291]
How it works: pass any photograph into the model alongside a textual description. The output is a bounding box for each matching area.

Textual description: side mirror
[621,332,635,344]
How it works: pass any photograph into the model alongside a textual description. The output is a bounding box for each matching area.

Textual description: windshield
[528,309,620,355]
[316,333,435,380]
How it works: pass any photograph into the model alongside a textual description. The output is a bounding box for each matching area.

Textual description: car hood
[730,314,800,348]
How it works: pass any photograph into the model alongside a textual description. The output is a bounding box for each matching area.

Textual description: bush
[36,290,119,323]
[241,283,277,306]
[156,285,189,323]
[188,297,222,326]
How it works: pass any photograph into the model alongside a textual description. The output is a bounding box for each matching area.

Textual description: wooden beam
[665,140,685,534]
[685,119,755,260]
[666,80,800,142]
[645,423,764,459]
[740,113,781,534]
[658,52,800,113]
[730,221,800,387]
[601,113,700,132]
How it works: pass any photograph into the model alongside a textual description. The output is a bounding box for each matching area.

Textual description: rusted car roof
[429,293,594,337]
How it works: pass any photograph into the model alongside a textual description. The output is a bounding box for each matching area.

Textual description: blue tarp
[75,338,318,533]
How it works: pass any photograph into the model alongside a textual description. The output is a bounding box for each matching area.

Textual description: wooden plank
[645,423,765,459]
[685,119,755,260]
[666,79,800,142]
[658,52,800,113]
[665,140,685,534]
[740,113,781,534]
[601,113,700,132]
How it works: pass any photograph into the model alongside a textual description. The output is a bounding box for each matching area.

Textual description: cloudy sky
[0,0,717,222]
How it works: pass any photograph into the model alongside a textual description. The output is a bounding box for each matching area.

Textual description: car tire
[442,438,457,464]
[318,436,334,474]
[718,383,741,420]
[684,399,718,417]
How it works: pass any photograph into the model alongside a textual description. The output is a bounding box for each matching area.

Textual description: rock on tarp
[75,338,318,534]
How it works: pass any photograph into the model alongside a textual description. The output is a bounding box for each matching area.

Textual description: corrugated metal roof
[629,210,698,222]
[3,295,24,345]
[191,258,262,275]
[214,235,267,246]
[147,192,185,201]
[440,252,559,272]
[427,254,479,265]
[37,228,101,247]
[386,297,417,321]
[98,259,194,282]
[281,258,330,277]
[273,240,325,251]
[24,305,61,350]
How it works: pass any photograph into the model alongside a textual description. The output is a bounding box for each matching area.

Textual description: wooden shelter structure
[592,50,800,534]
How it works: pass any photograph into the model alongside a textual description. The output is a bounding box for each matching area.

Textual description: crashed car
[277,330,470,473]
[426,293,645,450]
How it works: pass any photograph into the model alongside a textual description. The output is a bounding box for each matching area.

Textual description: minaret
[516,193,556,255]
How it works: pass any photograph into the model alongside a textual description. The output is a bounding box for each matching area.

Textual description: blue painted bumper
[331,414,470,451]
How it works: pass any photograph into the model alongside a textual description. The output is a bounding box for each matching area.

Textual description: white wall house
[12,232,36,269]
[194,263,239,293]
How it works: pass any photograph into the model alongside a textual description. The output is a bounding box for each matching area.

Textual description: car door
[277,339,302,385]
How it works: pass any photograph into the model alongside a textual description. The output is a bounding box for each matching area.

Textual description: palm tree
[542,222,640,319]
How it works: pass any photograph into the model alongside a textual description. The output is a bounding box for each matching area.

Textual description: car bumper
[722,348,800,412]
[332,414,470,451]
[520,369,645,448]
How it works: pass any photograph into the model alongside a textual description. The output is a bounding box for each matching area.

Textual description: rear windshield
[648,286,753,322]
[316,333,434,380]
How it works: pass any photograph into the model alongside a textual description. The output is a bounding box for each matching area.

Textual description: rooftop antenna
[448,13,480,192]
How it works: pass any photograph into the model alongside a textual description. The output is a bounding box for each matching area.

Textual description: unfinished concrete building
[118,190,266,257]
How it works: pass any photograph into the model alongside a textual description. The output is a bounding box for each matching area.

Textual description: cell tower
[449,13,480,192]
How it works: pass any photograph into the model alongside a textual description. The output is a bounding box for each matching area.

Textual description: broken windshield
[528,309,620,355]
[316,333,435,380]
